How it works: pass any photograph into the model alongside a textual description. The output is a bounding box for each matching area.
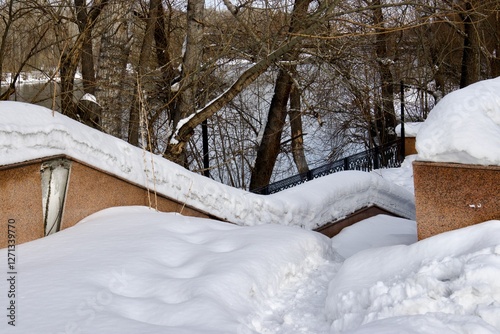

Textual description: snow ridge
[0,101,415,229]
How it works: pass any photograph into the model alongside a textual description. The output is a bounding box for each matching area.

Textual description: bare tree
[164,0,342,165]
[458,0,481,87]
[165,0,205,165]
[249,0,312,190]
[56,0,109,124]
[370,0,397,147]
[128,0,161,146]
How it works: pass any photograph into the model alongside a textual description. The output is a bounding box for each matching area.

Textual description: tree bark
[96,2,133,138]
[249,70,293,190]
[153,0,176,110]
[165,0,205,165]
[128,0,160,146]
[289,83,309,174]
[74,0,102,128]
[59,0,108,123]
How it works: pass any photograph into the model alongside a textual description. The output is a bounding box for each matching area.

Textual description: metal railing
[251,139,404,195]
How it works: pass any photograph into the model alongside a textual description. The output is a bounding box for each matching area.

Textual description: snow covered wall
[0,101,415,229]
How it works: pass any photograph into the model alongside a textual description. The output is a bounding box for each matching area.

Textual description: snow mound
[0,101,415,228]
[331,215,417,259]
[416,77,500,165]
[1,207,334,334]
[395,122,422,137]
[325,220,500,333]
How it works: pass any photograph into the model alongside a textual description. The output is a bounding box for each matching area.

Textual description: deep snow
[1,76,500,333]
[416,76,500,166]
[1,208,499,334]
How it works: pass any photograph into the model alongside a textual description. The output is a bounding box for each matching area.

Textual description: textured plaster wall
[61,162,209,230]
[413,161,500,239]
[0,164,44,248]
[0,158,210,248]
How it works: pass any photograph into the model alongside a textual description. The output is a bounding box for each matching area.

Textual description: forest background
[1,0,499,190]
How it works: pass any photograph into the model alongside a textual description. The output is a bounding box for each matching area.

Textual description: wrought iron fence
[251,139,404,195]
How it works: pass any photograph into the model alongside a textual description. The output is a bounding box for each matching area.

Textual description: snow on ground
[326,220,500,333]
[331,215,417,259]
[2,207,334,334]
[371,154,416,194]
[416,76,500,165]
[2,209,500,334]
[0,101,415,229]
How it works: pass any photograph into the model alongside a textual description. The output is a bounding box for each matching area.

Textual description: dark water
[2,81,83,110]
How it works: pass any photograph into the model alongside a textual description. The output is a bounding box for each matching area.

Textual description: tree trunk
[249,0,311,190]
[153,0,176,111]
[128,0,160,146]
[165,0,205,165]
[58,0,108,123]
[249,70,293,190]
[0,0,15,88]
[59,52,79,119]
[96,2,133,139]
[75,0,101,128]
[459,1,480,88]
[372,0,396,147]
[289,83,309,174]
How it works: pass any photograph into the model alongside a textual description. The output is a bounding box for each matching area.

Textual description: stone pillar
[413,161,500,239]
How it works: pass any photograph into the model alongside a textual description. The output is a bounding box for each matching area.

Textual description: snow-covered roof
[0,101,415,228]
[416,77,500,166]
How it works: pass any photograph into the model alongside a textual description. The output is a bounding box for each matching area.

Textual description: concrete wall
[0,157,210,248]
[413,161,500,239]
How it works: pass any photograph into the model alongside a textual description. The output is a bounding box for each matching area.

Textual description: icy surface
[0,101,415,228]
[416,77,500,165]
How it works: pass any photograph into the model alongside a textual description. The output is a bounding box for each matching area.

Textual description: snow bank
[0,101,415,228]
[1,207,333,334]
[416,77,500,165]
[325,220,500,333]
[371,154,416,194]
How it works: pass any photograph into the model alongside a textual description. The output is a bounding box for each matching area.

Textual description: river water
[1,81,84,110]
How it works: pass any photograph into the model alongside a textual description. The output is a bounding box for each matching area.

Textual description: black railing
[251,139,404,195]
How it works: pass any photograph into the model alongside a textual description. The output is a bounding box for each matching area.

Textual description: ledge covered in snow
[0,101,415,229]
[416,77,500,166]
